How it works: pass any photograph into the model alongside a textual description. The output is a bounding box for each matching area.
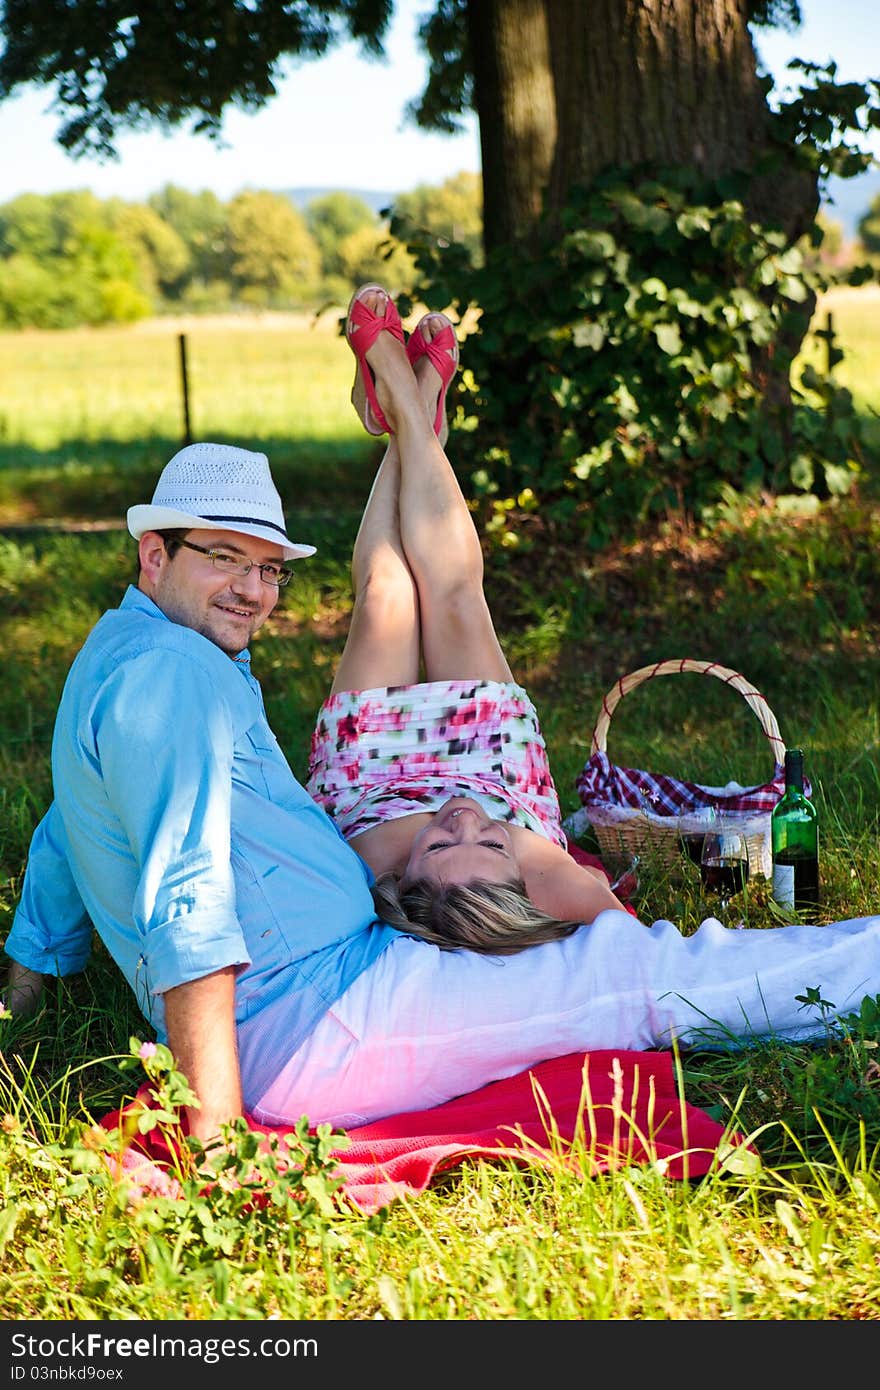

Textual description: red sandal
[346,283,406,435]
[405,312,460,437]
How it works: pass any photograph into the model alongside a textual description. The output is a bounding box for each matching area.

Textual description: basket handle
[590,658,785,765]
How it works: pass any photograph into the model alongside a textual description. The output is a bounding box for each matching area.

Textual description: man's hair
[134,527,188,579]
[370,873,581,956]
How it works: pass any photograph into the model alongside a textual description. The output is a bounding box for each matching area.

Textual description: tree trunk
[549,2,764,183]
[465,0,557,251]
[470,0,819,413]
[469,0,818,247]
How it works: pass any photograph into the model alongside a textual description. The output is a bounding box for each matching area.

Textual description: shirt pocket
[236,724,305,808]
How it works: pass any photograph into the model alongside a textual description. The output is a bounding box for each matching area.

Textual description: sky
[0,0,876,205]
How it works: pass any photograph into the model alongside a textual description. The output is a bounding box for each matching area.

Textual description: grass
[1,292,879,1322]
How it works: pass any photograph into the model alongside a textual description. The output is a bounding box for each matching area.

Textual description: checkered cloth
[576,751,809,818]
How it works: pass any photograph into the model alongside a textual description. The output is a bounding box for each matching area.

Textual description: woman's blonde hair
[370,873,581,956]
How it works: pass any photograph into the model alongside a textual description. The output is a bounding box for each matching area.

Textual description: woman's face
[403,796,521,888]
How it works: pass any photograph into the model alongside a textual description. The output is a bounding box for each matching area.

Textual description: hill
[282,174,879,242]
[282,186,398,216]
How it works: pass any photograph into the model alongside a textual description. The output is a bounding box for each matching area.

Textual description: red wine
[772,848,819,913]
[700,857,748,897]
[680,833,705,865]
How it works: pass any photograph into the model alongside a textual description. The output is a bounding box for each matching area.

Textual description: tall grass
[0,310,358,450]
[1,293,879,1321]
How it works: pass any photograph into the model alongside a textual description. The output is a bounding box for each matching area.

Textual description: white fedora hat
[127,443,316,560]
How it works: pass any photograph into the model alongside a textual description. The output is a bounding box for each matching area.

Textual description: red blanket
[99,847,731,1211]
[100,1049,742,1214]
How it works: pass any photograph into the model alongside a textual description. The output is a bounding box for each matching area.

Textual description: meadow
[0,289,878,1322]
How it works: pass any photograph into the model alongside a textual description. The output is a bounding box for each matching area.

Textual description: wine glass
[679,809,717,871]
[700,819,749,921]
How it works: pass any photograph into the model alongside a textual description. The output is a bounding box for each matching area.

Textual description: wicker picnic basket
[567,659,793,880]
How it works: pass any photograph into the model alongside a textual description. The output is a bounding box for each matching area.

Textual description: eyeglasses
[173,538,293,587]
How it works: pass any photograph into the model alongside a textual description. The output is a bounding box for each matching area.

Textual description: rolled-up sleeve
[94,649,251,995]
[4,801,92,975]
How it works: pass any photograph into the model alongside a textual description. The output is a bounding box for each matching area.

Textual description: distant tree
[107,201,191,300]
[391,170,483,264]
[0,251,73,327]
[52,208,151,323]
[858,191,880,257]
[305,191,377,279]
[0,191,59,259]
[0,190,151,325]
[332,223,415,296]
[225,191,321,305]
[1,0,876,526]
[147,185,230,292]
[0,189,104,259]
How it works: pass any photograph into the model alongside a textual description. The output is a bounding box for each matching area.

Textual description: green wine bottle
[771,748,819,917]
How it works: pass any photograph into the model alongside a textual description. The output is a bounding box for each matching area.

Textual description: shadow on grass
[0,432,382,529]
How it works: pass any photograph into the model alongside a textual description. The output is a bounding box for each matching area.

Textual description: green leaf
[638,205,673,234]
[567,229,616,260]
[572,320,605,350]
[775,1199,806,1247]
[707,393,732,421]
[790,454,815,490]
[776,246,805,273]
[0,1204,18,1257]
[823,462,856,495]
[718,1143,763,1177]
[710,361,738,389]
[302,1173,339,1217]
[779,276,809,302]
[654,322,682,355]
[676,210,712,238]
[669,293,703,318]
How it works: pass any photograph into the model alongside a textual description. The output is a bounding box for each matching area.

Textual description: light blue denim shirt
[5,586,399,1107]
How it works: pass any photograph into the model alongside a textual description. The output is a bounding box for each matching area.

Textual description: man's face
[142,528,285,656]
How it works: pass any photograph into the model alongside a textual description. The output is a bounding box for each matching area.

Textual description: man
[4,442,402,1138]
[6,365,880,1140]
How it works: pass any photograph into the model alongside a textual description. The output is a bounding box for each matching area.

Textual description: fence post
[178,333,193,446]
[825,311,835,378]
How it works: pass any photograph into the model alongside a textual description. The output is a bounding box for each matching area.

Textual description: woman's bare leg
[330,437,420,695]
[381,311,513,683]
[338,290,512,688]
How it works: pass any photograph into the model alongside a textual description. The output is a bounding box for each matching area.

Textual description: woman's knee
[351,566,418,634]
[428,573,486,624]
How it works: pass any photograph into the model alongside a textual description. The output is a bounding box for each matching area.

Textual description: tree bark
[470,0,819,416]
[470,0,818,247]
[465,0,557,251]
[548,1,767,186]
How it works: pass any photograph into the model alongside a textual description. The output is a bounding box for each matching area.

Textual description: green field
[2,290,878,436]
[1,293,879,1321]
[0,310,366,448]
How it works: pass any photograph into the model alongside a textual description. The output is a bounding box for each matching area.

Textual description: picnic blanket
[97,846,738,1212]
[99,1049,743,1215]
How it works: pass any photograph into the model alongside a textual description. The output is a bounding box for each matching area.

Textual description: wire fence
[0,313,357,456]
[1,299,876,461]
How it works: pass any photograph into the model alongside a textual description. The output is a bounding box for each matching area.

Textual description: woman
[306,284,625,953]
